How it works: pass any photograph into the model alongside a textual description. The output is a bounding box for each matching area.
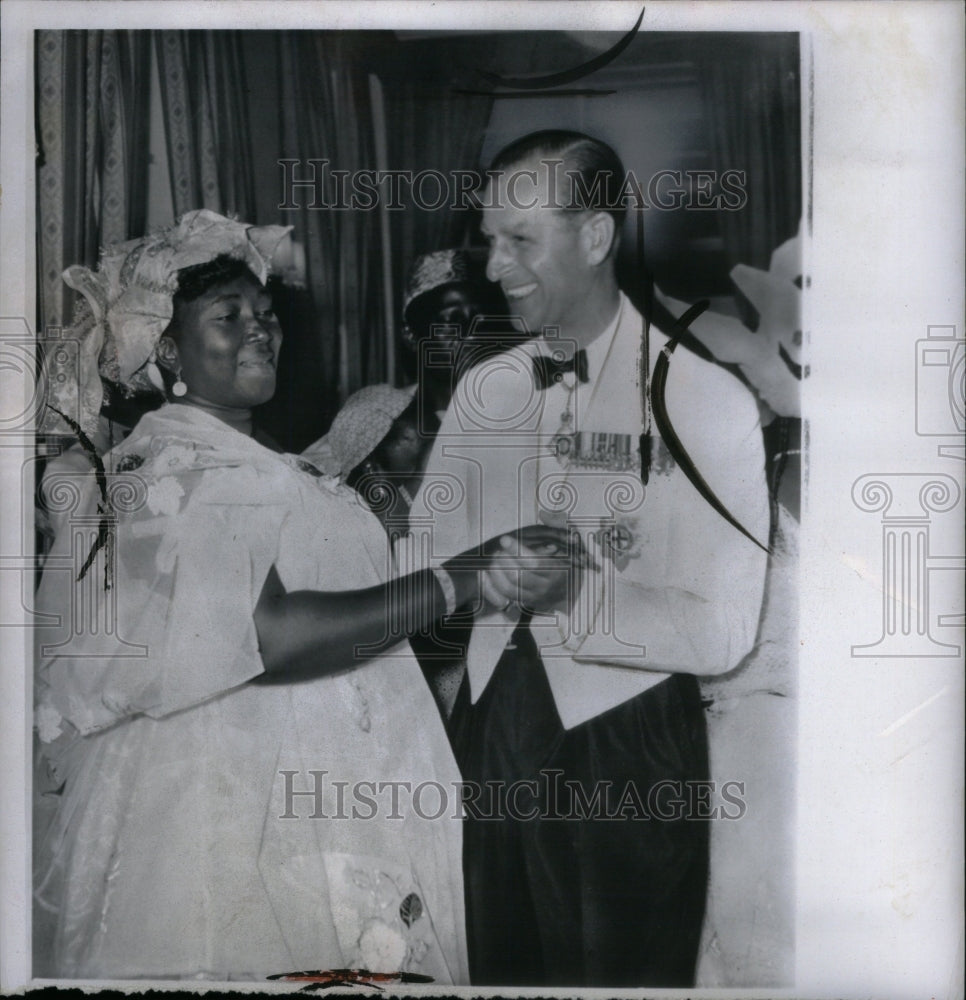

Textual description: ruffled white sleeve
[35,463,289,738]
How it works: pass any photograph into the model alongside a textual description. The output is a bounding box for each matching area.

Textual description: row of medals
[548,381,639,473]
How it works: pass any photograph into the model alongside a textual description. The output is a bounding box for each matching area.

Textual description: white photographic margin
[1,1,963,996]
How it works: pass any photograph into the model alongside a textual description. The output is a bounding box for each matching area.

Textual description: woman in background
[303,384,437,540]
[401,249,523,425]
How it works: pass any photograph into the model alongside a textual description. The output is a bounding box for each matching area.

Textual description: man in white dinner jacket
[410,130,769,987]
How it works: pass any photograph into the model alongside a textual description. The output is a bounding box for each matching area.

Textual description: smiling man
[481,139,622,353]
[411,131,770,987]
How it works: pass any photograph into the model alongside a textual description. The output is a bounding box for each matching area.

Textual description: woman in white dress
[33,211,577,982]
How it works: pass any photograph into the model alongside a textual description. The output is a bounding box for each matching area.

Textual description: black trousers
[448,617,710,987]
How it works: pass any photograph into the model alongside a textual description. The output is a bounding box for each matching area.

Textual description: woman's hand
[479,525,597,615]
[251,525,596,683]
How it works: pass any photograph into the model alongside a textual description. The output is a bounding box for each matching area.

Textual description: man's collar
[574,292,627,381]
[536,292,625,374]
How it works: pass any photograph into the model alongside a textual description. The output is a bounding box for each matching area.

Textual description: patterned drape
[271,33,496,409]
[36,30,151,330]
[276,32,388,420]
[154,31,256,220]
[34,30,494,446]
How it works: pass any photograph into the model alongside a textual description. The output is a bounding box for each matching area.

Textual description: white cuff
[430,566,457,617]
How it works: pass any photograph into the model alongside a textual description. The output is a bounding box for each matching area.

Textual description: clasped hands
[446,525,598,616]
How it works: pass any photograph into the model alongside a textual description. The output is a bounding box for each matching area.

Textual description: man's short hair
[488,130,628,236]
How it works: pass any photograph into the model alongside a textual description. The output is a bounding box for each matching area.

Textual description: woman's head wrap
[325,383,418,478]
[402,249,474,326]
[42,209,295,438]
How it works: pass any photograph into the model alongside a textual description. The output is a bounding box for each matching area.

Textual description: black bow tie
[532,348,589,390]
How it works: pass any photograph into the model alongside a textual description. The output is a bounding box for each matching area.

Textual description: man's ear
[580,211,617,267]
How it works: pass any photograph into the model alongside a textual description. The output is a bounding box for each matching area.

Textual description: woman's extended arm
[252,526,588,682]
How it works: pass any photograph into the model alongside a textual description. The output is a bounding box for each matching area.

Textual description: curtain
[35,31,494,445]
[382,62,494,279]
[696,34,802,516]
[36,30,151,330]
[275,32,390,424]
[697,35,801,273]
[154,31,256,220]
[381,40,494,383]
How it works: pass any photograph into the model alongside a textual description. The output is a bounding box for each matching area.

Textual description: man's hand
[481,525,598,614]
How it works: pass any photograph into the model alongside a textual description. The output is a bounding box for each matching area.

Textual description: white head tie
[43,209,294,438]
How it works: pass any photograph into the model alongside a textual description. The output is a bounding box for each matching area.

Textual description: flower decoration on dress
[114,453,145,473]
[324,855,435,974]
[35,703,64,744]
[155,444,199,472]
[42,209,294,440]
[357,920,408,971]
[145,477,185,517]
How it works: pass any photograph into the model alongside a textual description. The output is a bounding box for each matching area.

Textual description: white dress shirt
[410,293,769,728]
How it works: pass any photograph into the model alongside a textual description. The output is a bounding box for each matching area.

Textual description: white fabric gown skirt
[33,405,468,983]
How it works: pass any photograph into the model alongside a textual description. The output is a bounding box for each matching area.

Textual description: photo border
[2,2,963,996]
